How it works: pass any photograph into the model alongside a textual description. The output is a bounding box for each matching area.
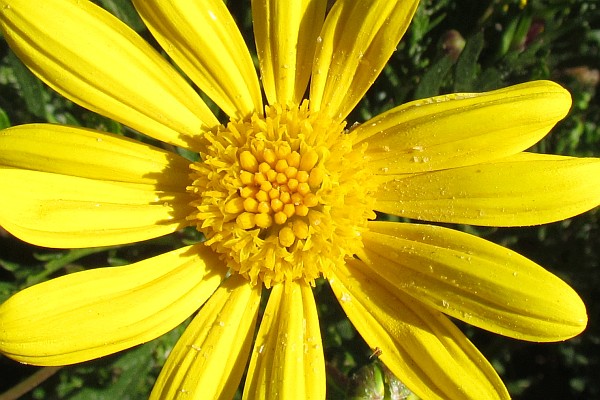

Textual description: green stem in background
[0,367,63,400]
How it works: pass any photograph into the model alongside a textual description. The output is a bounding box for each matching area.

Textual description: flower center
[187,101,375,287]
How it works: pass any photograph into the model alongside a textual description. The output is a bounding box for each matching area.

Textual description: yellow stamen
[243,197,259,213]
[240,171,254,185]
[274,211,288,225]
[224,197,245,214]
[255,213,272,228]
[276,172,287,185]
[240,151,258,172]
[257,201,270,214]
[308,168,324,187]
[276,144,291,159]
[260,181,273,192]
[240,186,256,199]
[287,151,301,168]
[254,172,267,185]
[280,192,291,204]
[256,190,269,203]
[293,219,309,240]
[271,199,284,212]
[300,149,319,171]
[296,171,309,183]
[259,162,271,174]
[287,178,299,192]
[297,182,311,196]
[303,193,319,208]
[236,212,255,229]
[187,100,375,287]
[285,166,298,179]
[296,204,309,217]
[275,159,288,173]
[263,148,277,165]
[278,227,296,247]
[283,203,295,218]
[269,189,280,199]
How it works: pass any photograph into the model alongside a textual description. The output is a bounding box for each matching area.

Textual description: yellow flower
[0,0,598,399]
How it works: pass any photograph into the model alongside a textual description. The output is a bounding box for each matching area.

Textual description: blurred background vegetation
[0,0,599,399]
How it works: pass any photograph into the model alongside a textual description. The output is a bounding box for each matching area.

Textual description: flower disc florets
[187,101,375,287]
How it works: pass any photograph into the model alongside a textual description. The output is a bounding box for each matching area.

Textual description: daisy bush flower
[0,0,599,398]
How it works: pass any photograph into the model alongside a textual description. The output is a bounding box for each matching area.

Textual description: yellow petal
[0,124,191,190]
[151,274,261,400]
[374,153,600,226]
[0,245,227,366]
[330,261,509,400]
[0,0,218,149]
[243,282,325,400]
[133,0,262,119]
[310,0,419,122]
[355,81,572,174]
[0,167,193,248]
[361,221,587,341]
[252,0,327,106]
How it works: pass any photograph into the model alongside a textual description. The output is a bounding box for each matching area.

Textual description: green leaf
[0,108,10,129]
[454,32,484,92]
[98,0,145,32]
[6,50,46,118]
[67,341,157,400]
[414,56,454,99]
[26,247,113,287]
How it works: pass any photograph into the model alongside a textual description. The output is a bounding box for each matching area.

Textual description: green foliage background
[0,0,599,399]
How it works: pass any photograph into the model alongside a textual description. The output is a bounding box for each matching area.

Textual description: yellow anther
[287,178,299,192]
[271,198,284,212]
[276,172,288,185]
[308,209,322,227]
[296,170,309,183]
[243,197,259,213]
[258,201,271,214]
[299,149,319,171]
[287,151,301,168]
[267,169,278,182]
[283,203,296,218]
[285,166,298,179]
[263,148,277,165]
[224,197,245,214]
[278,226,295,247]
[293,219,309,240]
[256,190,270,203]
[274,211,288,225]
[275,159,289,173]
[308,167,324,187]
[187,100,370,287]
[269,188,280,199]
[240,171,254,185]
[259,162,271,174]
[291,193,303,205]
[240,186,257,198]
[280,192,291,204]
[261,181,273,192]
[255,213,272,228]
[236,212,256,229]
[297,182,311,196]
[240,150,258,172]
[276,144,291,159]
[253,140,265,154]
[303,193,319,207]
[254,172,267,185]
[296,204,309,216]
